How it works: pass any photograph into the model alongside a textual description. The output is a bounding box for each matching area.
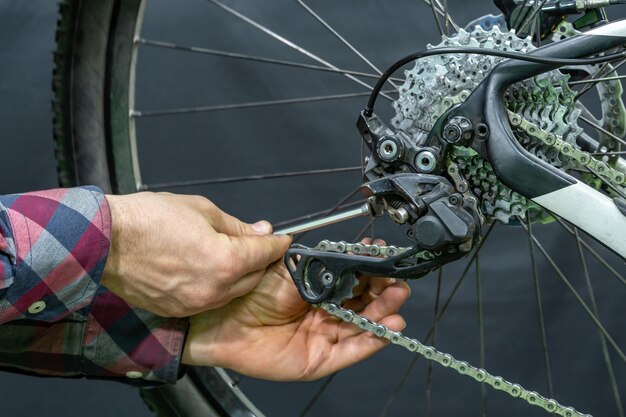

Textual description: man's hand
[181,239,410,381]
[102,192,292,317]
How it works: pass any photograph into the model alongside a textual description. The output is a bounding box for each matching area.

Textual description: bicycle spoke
[379,223,497,417]
[137,38,403,81]
[353,218,375,242]
[428,0,445,37]
[141,166,361,190]
[476,254,488,417]
[512,0,531,30]
[295,0,397,90]
[554,217,626,287]
[443,0,450,36]
[536,12,542,47]
[579,115,626,148]
[519,221,626,364]
[584,164,626,200]
[422,0,459,31]
[424,268,443,417]
[574,228,625,417]
[298,373,337,417]
[568,74,626,85]
[517,0,550,35]
[574,59,626,101]
[205,0,395,101]
[132,90,396,118]
[526,217,554,399]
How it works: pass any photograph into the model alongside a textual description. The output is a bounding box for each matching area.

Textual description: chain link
[309,240,591,416]
[315,239,436,260]
[508,110,626,187]
[318,301,590,417]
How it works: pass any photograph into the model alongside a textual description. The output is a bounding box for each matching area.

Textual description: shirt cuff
[0,287,188,385]
[82,287,188,384]
[0,186,110,323]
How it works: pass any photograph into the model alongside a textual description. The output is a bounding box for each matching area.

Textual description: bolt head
[377,139,401,162]
[321,271,334,286]
[443,124,462,142]
[415,151,437,173]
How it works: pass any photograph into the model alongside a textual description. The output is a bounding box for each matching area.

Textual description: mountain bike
[53,0,626,416]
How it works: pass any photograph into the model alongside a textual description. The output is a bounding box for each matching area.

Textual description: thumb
[226,233,292,277]
[206,202,271,236]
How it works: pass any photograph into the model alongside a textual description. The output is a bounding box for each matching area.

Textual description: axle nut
[443,124,462,143]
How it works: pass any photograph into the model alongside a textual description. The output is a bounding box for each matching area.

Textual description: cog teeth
[392,25,610,223]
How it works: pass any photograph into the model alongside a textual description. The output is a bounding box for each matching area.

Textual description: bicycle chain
[318,301,589,417]
[315,239,435,259]
[311,240,590,417]
[508,109,626,187]
[306,76,625,417]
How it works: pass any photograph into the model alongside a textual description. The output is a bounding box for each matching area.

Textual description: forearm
[0,187,187,384]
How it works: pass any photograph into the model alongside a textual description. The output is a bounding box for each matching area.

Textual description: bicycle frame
[449,19,626,257]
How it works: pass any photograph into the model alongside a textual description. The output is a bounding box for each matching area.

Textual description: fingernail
[386,278,397,285]
[251,220,272,235]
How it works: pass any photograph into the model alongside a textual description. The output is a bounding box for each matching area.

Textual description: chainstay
[318,301,590,417]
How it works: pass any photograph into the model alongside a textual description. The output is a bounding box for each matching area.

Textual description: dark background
[0,1,625,416]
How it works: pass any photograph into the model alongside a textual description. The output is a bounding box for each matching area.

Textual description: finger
[219,269,267,307]
[312,313,406,379]
[362,277,398,304]
[342,297,365,313]
[341,281,410,336]
[359,281,410,323]
[225,233,292,278]
[347,275,368,299]
[345,276,395,310]
[204,200,272,236]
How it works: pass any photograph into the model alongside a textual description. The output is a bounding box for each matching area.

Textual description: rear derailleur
[285,112,484,305]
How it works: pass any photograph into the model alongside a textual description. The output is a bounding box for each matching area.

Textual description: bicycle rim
[53,0,626,416]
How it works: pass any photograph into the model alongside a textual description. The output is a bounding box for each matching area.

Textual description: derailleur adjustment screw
[406,228,416,239]
[389,207,410,225]
[321,271,335,286]
[377,137,403,162]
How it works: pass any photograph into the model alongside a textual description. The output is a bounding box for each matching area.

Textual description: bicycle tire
[53,0,263,416]
[51,0,626,416]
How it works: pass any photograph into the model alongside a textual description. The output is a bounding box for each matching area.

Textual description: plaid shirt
[0,187,187,385]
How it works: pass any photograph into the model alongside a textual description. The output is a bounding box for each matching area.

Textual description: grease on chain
[312,239,590,416]
[508,110,626,187]
[318,302,590,417]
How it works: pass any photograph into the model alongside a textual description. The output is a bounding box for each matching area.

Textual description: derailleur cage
[285,173,482,305]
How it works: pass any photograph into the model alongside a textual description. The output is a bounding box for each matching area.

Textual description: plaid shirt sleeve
[0,186,187,385]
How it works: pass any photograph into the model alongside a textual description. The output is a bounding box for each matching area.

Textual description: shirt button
[126,371,143,379]
[28,301,47,314]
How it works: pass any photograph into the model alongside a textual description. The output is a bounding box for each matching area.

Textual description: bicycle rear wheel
[52,1,626,416]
